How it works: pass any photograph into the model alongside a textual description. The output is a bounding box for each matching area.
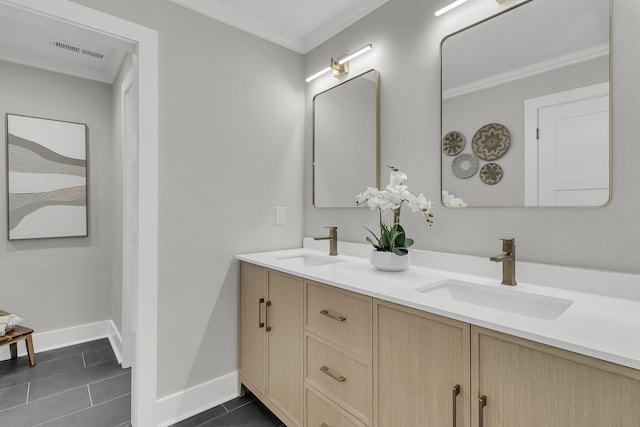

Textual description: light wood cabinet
[239,262,267,395]
[238,262,303,427]
[239,261,640,427]
[304,281,373,426]
[305,385,368,427]
[305,281,373,360]
[374,300,471,427]
[472,326,640,427]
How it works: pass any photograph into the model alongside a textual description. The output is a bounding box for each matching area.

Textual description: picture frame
[6,113,88,240]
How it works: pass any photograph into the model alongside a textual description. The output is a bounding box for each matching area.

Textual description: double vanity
[236,241,640,427]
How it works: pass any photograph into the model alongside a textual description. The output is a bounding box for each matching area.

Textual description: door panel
[239,262,267,395]
[267,270,303,425]
[538,94,609,206]
[376,301,471,427]
[472,326,640,427]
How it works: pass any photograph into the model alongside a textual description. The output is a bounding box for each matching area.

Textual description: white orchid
[442,190,468,208]
[389,169,407,186]
[356,167,434,255]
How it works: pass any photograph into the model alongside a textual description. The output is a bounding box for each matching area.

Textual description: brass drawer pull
[452,384,460,427]
[320,309,346,322]
[258,298,265,328]
[479,395,487,427]
[320,424,329,427]
[320,365,346,382]
[265,300,272,332]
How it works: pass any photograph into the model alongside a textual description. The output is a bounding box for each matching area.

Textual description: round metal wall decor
[480,162,503,185]
[451,153,479,179]
[442,131,465,156]
[472,123,511,161]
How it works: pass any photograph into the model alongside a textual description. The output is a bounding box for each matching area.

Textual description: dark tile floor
[0,339,283,427]
[0,338,131,427]
[170,391,284,427]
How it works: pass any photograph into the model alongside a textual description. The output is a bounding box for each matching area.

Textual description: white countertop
[236,246,640,371]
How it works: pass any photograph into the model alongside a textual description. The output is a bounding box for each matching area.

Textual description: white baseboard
[0,319,123,363]
[157,371,238,427]
[107,320,123,364]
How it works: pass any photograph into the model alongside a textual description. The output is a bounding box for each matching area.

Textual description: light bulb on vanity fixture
[435,0,510,17]
[305,44,373,82]
[435,0,469,16]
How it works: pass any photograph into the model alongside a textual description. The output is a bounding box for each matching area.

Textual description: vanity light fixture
[434,0,469,16]
[305,44,373,82]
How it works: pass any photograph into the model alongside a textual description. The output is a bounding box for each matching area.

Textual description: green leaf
[404,238,414,248]
[392,247,409,256]
[394,224,406,248]
[366,235,382,251]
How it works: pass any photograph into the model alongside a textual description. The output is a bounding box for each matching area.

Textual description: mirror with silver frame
[441,0,611,208]
[313,69,380,208]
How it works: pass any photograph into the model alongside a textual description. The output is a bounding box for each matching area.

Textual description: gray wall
[442,56,608,206]
[0,60,116,331]
[304,0,640,275]
[71,0,305,398]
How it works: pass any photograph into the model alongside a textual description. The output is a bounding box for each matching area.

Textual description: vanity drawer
[305,385,368,427]
[305,335,372,425]
[305,281,372,359]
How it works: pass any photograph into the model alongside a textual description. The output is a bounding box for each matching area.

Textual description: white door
[524,82,610,206]
[538,95,609,206]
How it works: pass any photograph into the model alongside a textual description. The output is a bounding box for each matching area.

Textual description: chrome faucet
[314,226,338,256]
[490,238,517,286]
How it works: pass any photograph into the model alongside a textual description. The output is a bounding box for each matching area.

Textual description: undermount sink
[416,280,574,320]
[276,254,345,267]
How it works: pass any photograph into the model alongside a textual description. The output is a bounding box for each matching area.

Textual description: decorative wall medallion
[472,123,511,160]
[480,163,503,185]
[442,131,465,156]
[451,153,479,179]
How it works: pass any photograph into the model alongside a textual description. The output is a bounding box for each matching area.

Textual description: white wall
[304,0,640,275]
[0,60,117,331]
[71,0,305,398]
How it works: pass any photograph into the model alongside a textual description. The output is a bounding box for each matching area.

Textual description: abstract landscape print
[6,114,87,240]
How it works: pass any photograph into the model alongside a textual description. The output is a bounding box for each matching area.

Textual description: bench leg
[25,335,36,366]
[10,343,17,359]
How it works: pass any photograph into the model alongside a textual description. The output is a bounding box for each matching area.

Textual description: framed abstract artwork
[6,114,88,240]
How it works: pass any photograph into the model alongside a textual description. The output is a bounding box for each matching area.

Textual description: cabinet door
[375,300,471,427]
[472,326,640,427]
[267,270,303,426]
[238,262,267,395]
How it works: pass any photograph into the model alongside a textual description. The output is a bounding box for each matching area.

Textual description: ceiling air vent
[51,39,105,60]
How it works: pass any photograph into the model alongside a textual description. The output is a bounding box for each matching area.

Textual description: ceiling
[168,0,389,54]
[0,3,133,84]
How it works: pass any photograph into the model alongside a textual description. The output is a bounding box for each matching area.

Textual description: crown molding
[302,0,389,53]
[168,0,388,54]
[443,43,609,100]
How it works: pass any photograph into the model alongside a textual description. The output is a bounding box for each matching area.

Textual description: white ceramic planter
[370,250,411,272]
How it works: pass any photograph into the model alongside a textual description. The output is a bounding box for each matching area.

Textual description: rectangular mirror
[313,69,380,207]
[441,0,611,207]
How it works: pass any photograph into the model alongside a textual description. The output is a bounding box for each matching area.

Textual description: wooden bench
[0,325,35,366]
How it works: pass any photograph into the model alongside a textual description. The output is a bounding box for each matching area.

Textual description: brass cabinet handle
[320,365,346,382]
[258,298,265,328]
[452,384,460,427]
[320,309,346,322]
[320,424,329,427]
[265,300,272,332]
[479,395,487,427]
